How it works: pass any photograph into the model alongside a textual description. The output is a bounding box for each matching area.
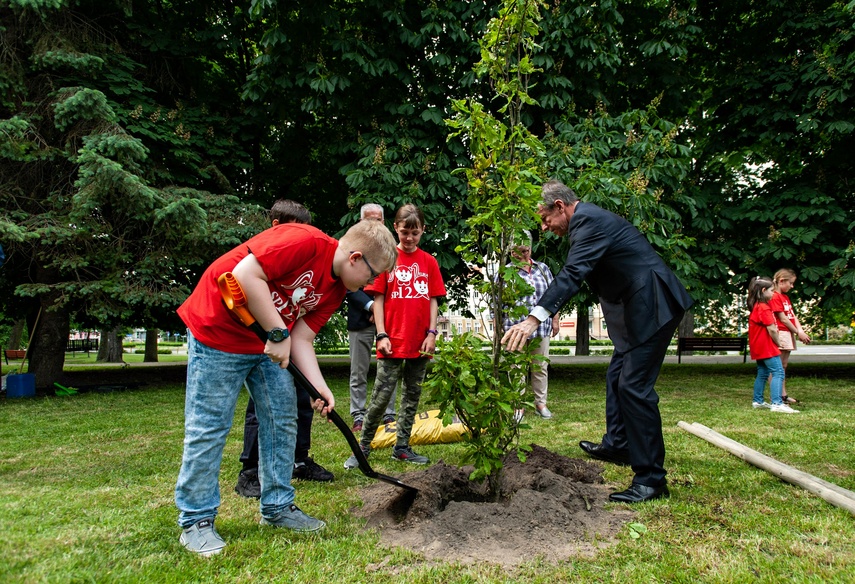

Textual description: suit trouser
[601,314,682,487]
[348,326,396,420]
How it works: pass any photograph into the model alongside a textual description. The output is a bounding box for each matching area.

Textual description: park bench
[66,338,99,355]
[677,337,748,364]
[3,339,100,364]
[3,348,27,364]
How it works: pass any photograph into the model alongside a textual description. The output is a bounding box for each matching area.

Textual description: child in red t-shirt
[174,219,397,557]
[769,268,811,404]
[344,204,446,468]
[748,276,797,413]
[235,200,335,502]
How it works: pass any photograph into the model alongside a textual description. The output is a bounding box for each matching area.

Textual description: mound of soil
[354,444,634,567]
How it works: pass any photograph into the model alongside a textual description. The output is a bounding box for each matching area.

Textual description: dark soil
[354,444,634,567]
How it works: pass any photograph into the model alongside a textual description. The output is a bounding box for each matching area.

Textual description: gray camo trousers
[359,357,429,450]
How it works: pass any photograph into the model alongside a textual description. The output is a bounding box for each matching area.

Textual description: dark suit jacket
[346,289,374,331]
[537,202,693,352]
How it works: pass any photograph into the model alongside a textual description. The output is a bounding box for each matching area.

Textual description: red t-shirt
[178,224,346,354]
[365,247,446,359]
[748,302,781,361]
[768,291,795,332]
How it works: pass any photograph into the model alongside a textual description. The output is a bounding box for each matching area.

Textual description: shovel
[217,271,418,493]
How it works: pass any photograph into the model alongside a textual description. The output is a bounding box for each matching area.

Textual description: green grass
[1,363,854,583]
[1,353,188,376]
[63,353,189,366]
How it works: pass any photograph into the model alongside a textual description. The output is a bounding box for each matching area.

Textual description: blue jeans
[753,356,785,405]
[175,332,297,527]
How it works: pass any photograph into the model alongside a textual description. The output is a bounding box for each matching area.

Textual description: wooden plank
[678,421,855,517]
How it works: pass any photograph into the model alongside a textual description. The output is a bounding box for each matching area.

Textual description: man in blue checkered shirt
[503,231,560,419]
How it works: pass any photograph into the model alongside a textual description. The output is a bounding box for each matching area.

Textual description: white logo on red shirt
[271,271,321,322]
[391,263,429,300]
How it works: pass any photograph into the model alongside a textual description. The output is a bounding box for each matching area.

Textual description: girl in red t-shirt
[344,204,447,469]
[748,276,797,413]
[769,268,811,404]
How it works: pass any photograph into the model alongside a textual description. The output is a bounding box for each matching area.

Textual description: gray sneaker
[344,445,370,470]
[260,504,326,532]
[179,519,226,557]
[391,445,429,464]
[536,406,553,419]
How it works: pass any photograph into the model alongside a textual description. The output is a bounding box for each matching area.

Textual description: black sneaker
[382,414,396,425]
[292,457,334,482]
[391,445,429,464]
[235,469,261,498]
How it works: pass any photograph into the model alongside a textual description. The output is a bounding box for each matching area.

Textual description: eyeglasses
[352,251,380,280]
[362,256,380,280]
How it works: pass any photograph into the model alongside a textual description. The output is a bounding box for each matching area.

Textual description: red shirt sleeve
[768,292,784,314]
[364,272,389,297]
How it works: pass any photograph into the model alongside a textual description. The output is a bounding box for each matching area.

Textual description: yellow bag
[369,409,468,449]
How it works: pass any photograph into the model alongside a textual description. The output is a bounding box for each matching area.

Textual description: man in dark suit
[503,180,693,503]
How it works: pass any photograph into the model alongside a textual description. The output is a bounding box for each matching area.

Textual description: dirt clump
[353,443,634,567]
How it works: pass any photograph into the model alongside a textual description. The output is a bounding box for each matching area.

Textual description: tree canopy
[2,0,853,385]
[0,0,266,383]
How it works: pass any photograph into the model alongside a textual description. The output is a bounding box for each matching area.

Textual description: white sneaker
[513,409,524,423]
[536,406,553,419]
[752,402,770,409]
[770,404,800,414]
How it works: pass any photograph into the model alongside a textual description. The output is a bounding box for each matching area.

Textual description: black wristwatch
[267,327,290,342]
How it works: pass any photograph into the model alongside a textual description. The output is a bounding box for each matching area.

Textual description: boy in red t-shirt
[344,204,446,469]
[747,276,797,413]
[174,220,397,556]
[769,268,811,404]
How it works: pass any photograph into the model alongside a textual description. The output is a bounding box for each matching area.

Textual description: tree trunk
[144,329,159,362]
[678,310,694,356]
[26,297,69,389]
[679,310,694,338]
[575,302,590,356]
[97,327,124,363]
[97,329,109,361]
[8,319,25,348]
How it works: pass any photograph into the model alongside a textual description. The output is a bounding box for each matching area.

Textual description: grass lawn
[62,352,189,366]
[1,362,854,583]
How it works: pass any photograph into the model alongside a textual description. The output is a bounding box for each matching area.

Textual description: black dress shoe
[578,440,631,466]
[609,482,670,503]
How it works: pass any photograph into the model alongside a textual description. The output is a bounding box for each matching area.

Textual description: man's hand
[502,316,540,352]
